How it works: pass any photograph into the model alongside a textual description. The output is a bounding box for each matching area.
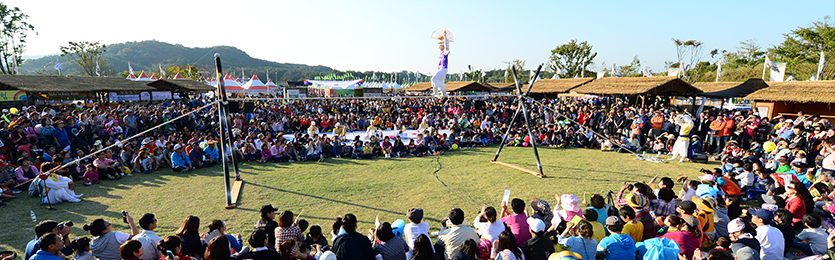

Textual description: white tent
[241,75,270,92]
[134,71,153,81]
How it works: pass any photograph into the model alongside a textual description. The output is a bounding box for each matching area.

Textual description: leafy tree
[548,39,596,78]
[772,16,834,64]
[60,41,109,76]
[163,64,203,81]
[0,3,34,74]
[672,38,705,72]
[617,56,642,77]
[503,60,526,83]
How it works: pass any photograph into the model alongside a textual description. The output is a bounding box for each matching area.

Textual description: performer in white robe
[44,172,82,203]
[431,36,450,98]
[669,114,693,163]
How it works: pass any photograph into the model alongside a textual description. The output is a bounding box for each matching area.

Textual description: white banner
[173,93,181,99]
[306,79,362,89]
[152,91,173,100]
[769,63,786,82]
[668,68,680,77]
[286,89,300,98]
[108,92,140,102]
[596,71,605,79]
[140,92,151,101]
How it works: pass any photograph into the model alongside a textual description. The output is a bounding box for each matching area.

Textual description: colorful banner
[769,63,787,82]
[0,90,26,102]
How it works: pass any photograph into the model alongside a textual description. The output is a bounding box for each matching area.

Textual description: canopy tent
[219,74,245,92]
[306,79,363,89]
[265,79,279,92]
[126,73,137,80]
[405,81,493,93]
[149,74,158,80]
[134,72,153,81]
[241,75,270,92]
[571,76,701,96]
[693,78,769,98]
[172,72,187,80]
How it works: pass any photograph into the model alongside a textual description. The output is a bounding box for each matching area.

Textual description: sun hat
[693,196,716,213]
[727,218,746,233]
[526,218,546,233]
[173,144,183,150]
[698,174,716,182]
[561,194,580,212]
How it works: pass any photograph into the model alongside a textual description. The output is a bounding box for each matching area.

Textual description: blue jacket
[171,151,190,169]
[30,250,64,260]
[203,146,219,160]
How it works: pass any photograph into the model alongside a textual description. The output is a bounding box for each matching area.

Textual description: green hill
[19,40,335,83]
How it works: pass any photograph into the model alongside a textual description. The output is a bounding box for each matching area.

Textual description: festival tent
[219,74,245,92]
[744,80,835,118]
[134,72,154,81]
[126,73,137,80]
[241,75,270,92]
[149,74,158,80]
[693,78,769,99]
[405,81,493,94]
[172,72,187,80]
[307,79,363,96]
[265,79,278,92]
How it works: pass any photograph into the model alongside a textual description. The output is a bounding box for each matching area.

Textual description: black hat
[406,208,424,223]
[678,200,697,214]
[260,204,278,213]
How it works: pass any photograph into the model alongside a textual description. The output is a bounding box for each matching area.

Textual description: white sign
[152,91,173,100]
[287,89,300,98]
[173,93,181,99]
[140,92,151,101]
[108,92,140,102]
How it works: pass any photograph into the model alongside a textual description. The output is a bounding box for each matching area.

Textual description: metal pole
[214,54,234,208]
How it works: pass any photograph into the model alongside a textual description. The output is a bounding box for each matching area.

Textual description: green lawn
[0,146,716,254]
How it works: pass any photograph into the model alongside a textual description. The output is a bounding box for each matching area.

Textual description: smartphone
[166,250,175,259]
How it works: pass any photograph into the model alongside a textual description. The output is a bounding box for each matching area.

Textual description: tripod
[491,64,545,178]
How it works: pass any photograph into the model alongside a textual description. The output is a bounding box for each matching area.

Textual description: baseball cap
[526,218,546,233]
[698,174,716,182]
[751,209,774,223]
[605,216,623,226]
[727,218,746,233]
[173,144,183,150]
[260,204,279,213]
[406,208,424,223]
[678,200,697,213]
[682,215,700,228]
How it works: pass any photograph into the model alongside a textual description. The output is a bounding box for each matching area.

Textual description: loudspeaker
[227,101,240,113]
[243,102,255,113]
[690,153,708,163]
[474,100,485,110]
[464,100,472,110]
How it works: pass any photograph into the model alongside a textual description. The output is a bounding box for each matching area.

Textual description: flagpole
[715,60,720,83]
[761,58,767,80]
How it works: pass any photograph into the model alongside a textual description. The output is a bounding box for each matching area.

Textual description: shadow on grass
[246,182,402,215]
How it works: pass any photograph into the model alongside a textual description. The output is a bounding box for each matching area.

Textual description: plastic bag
[641,237,680,260]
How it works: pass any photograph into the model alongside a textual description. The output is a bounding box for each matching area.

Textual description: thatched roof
[405,81,493,93]
[522,78,592,94]
[0,74,154,92]
[693,78,769,98]
[572,76,702,96]
[745,80,835,103]
[148,79,215,92]
[485,82,516,91]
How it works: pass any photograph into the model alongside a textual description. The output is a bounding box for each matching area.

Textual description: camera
[699,168,712,174]
[121,210,128,224]
[57,221,73,230]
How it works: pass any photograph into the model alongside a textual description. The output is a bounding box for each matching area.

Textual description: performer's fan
[430,28,455,42]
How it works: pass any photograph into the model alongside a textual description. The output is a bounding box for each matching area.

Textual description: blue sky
[8,0,835,74]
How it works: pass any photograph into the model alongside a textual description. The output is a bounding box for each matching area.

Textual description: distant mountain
[19,40,334,83]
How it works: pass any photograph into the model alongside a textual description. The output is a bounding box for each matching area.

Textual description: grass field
[0,146,716,254]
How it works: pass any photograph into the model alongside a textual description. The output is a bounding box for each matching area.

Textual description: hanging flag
[768,62,787,82]
[816,50,826,81]
[610,64,619,77]
[128,62,134,75]
[95,61,101,76]
[596,70,605,79]
[159,64,166,77]
[12,54,17,74]
[580,66,585,78]
[54,61,62,71]
[715,59,722,82]
[765,56,778,70]
[372,72,377,79]
[668,68,680,77]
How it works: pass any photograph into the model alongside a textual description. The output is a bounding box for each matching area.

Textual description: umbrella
[431,28,455,42]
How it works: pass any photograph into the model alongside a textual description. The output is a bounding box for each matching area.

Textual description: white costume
[431,38,450,97]
[44,174,82,203]
[670,115,693,162]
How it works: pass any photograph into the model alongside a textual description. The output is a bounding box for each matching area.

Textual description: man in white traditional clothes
[42,167,82,203]
[669,113,694,163]
[431,35,450,98]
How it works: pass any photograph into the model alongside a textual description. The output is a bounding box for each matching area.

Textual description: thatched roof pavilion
[571,76,701,96]
[693,78,769,98]
[405,81,493,93]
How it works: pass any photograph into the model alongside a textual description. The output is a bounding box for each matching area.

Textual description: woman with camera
[83,212,140,260]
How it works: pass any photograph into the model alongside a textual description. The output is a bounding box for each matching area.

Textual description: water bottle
[30,210,37,223]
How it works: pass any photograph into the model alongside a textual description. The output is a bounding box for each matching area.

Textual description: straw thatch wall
[745,80,835,103]
[522,78,592,94]
[572,76,701,96]
[0,75,154,92]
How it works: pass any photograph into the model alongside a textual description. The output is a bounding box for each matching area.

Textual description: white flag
[769,62,787,82]
[668,68,680,77]
[765,56,778,70]
[715,59,722,82]
[817,50,826,80]
[610,64,619,77]
[551,72,559,79]
[159,64,166,77]
[95,61,101,76]
[679,60,686,77]
[596,70,605,79]
[128,62,134,75]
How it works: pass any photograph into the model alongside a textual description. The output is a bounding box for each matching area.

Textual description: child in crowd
[82,164,98,186]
